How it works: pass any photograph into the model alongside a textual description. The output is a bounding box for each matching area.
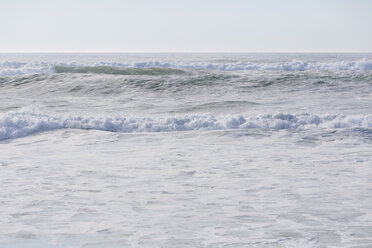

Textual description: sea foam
[1,110,371,141]
[1,59,372,76]
[0,61,56,76]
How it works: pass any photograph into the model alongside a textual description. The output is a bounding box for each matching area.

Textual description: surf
[1,109,372,141]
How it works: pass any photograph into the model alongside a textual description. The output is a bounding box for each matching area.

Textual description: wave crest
[54,65,185,75]
[0,61,55,76]
[1,110,371,141]
[1,59,372,76]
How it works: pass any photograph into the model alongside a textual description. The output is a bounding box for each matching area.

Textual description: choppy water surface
[0,53,372,248]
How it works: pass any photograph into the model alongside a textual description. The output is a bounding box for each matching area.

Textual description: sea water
[0,53,372,247]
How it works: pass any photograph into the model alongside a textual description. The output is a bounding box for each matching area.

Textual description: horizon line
[1,51,372,54]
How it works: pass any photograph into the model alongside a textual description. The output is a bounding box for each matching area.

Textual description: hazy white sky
[1,0,371,52]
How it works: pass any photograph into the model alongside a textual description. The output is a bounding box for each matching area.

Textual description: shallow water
[0,53,372,247]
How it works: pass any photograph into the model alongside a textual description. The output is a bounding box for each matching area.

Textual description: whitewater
[0,53,372,248]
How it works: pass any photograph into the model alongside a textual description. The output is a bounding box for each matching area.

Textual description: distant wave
[1,60,372,76]
[1,109,371,140]
[0,61,55,76]
[95,60,372,71]
[54,65,186,75]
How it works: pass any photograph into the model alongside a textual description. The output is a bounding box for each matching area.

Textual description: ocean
[0,53,372,248]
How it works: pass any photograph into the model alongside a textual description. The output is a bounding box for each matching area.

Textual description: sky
[1,0,371,53]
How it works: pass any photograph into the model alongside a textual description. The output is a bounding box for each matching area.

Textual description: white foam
[1,110,371,141]
[0,61,56,76]
[93,60,372,71]
[1,59,372,76]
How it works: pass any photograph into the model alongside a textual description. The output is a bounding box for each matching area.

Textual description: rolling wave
[0,61,55,76]
[1,59,372,76]
[1,109,371,141]
[54,65,185,75]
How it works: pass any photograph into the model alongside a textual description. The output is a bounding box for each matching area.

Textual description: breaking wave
[0,61,55,76]
[54,65,185,75]
[1,59,372,76]
[1,110,371,141]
